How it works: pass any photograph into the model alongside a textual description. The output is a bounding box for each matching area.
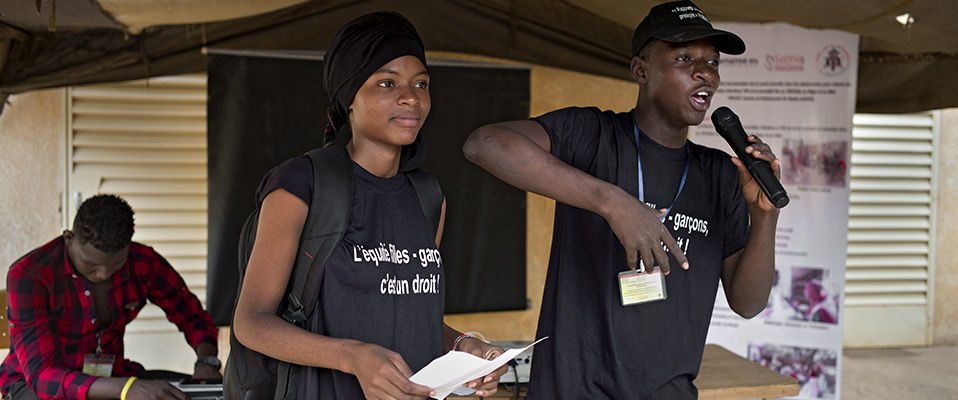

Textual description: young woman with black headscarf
[231,12,507,400]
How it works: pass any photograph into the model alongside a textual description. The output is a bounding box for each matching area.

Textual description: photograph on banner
[748,342,839,399]
[781,139,849,188]
[786,267,841,324]
[748,266,841,325]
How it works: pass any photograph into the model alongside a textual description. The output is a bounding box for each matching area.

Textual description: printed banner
[693,23,859,400]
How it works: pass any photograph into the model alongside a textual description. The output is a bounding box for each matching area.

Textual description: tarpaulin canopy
[1,0,955,113]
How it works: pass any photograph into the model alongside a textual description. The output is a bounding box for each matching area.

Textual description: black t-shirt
[529,107,749,400]
[257,156,445,399]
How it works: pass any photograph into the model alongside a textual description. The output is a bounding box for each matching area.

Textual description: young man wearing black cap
[464,1,781,398]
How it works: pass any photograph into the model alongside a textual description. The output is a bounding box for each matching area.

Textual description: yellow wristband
[120,376,137,400]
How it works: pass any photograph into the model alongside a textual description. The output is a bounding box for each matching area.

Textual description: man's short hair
[72,194,135,252]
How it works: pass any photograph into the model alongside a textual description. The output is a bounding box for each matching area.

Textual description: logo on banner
[764,54,805,72]
[816,44,850,76]
[722,57,760,68]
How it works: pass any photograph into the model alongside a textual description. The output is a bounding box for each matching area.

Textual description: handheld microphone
[711,107,790,208]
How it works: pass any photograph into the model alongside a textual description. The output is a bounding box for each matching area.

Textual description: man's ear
[63,230,74,245]
[630,56,649,84]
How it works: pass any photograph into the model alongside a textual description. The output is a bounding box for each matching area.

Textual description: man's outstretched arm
[464,121,687,273]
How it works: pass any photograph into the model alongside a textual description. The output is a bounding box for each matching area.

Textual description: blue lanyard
[633,125,689,223]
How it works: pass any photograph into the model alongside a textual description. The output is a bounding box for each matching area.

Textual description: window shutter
[67,75,208,334]
[844,112,938,347]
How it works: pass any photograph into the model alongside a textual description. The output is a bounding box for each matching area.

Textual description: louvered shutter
[67,75,209,370]
[843,112,939,347]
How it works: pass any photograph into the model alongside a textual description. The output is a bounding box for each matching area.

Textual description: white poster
[695,23,859,400]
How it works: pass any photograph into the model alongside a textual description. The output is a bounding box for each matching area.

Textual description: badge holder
[82,333,115,377]
[83,353,115,377]
[618,261,668,306]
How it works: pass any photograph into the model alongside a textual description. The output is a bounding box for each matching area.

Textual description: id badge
[82,353,115,377]
[618,267,668,306]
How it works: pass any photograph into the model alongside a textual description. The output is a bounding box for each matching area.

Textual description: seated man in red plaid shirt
[1,194,221,400]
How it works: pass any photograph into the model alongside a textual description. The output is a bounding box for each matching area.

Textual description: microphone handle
[745,159,790,208]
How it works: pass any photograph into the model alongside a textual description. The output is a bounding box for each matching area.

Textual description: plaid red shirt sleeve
[130,246,218,349]
[4,239,98,400]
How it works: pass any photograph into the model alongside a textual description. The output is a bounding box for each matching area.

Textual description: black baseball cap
[632,1,745,56]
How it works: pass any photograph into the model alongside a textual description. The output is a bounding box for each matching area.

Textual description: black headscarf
[322,11,428,171]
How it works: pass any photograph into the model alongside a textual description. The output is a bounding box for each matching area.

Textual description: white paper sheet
[410,337,548,399]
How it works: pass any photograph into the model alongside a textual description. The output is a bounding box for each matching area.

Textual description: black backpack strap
[236,210,259,284]
[275,146,352,400]
[280,146,352,326]
[407,169,444,240]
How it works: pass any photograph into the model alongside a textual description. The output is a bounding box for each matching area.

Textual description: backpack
[223,146,443,400]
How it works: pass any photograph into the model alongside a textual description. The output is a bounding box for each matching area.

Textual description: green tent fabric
[1,0,956,113]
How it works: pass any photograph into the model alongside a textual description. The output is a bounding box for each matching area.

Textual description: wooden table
[697,344,800,399]
[460,344,799,399]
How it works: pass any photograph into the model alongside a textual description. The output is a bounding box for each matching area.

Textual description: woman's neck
[347,139,402,178]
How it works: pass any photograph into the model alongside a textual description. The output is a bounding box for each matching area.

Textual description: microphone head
[710,106,739,131]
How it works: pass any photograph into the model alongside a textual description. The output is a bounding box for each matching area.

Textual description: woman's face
[348,55,430,148]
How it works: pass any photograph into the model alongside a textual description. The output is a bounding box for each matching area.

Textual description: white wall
[0,89,67,286]
[934,108,958,344]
